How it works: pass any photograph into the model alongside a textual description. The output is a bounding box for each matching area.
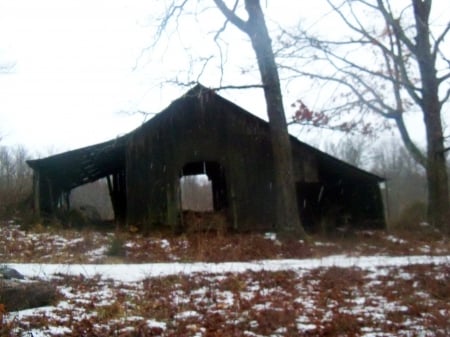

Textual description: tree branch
[433,22,450,60]
[155,0,190,44]
[164,79,264,91]
[280,5,422,105]
[327,1,422,106]
[437,71,450,85]
[441,87,450,106]
[212,2,239,87]
[213,0,240,40]
[212,0,248,33]
[278,64,398,120]
[376,0,417,54]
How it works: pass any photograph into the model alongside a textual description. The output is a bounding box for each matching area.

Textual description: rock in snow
[0,266,25,280]
[0,266,56,311]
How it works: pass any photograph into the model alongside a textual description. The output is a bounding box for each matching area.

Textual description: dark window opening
[297,182,324,233]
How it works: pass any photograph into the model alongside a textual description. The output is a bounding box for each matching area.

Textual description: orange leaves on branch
[290,99,377,136]
[291,99,329,127]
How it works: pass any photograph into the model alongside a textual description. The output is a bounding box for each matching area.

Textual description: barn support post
[166,176,181,233]
[47,177,55,214]
[177,175,185,233]
[380,181,390,228]
[63,190,71,211]
[107,171,127,224]
[371,182,387,229]
[230,182,238,230]
[107,174,116,218]
[32,171,40,218]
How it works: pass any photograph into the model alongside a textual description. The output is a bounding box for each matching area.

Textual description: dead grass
[1,219,449,264]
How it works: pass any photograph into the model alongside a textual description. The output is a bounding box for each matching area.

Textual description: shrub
[392,201,427,230]
[107,233,126,257]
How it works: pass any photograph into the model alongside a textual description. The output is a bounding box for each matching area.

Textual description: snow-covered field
[1,222,449,336]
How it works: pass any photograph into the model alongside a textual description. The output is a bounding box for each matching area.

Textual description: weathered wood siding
[27,85,385,232]
[126,86,385,232]
[126,89,282,231]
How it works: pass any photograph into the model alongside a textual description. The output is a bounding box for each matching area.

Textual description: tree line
[0,145,32,216]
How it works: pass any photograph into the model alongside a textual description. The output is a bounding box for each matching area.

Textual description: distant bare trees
[324,137,370,169]
[323,136,428,225]
[0,145,32,216]
[372,139,427,223]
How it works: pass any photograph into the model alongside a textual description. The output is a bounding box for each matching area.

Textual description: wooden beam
[33,172,40,218]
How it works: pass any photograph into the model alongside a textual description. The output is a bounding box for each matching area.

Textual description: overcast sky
[0,0,448,156]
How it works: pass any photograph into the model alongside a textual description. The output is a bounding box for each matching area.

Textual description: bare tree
[371,138,427,223]
[323,136,370,168]
[0,145,33,216]
[278,0,450,234]
[152,0,306,237]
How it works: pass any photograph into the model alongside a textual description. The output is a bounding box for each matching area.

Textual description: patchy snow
[297,322,316,331]
[3,255,448,336]
[160,239,171,249]
[385,235,407,244]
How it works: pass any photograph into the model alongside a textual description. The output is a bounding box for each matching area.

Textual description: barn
[27,84,385,233]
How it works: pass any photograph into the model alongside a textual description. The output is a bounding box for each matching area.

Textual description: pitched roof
[27,84,383,191]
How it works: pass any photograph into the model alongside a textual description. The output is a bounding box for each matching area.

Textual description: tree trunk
[244,0,306,237]
[424,101,449,233]
[413,0,450,234]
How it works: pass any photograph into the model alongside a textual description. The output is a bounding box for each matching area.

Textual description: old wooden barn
[27,84,385,233]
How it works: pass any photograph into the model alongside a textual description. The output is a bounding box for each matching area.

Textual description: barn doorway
[70,178,115,221]
[180,174,213,211]
[179,161,228,232]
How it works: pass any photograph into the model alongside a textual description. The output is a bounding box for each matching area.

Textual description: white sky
[0,0,448,156]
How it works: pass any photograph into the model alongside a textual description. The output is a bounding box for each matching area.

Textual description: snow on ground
[6,254,450,282]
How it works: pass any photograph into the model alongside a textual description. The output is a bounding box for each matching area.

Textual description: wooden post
[47,178,54,213]
[33,171,40,218]
[166,175,181,233]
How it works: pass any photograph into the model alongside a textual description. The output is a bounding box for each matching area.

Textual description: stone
[0,267,57,312]
[0,280,57,312]
[0,266,24,280]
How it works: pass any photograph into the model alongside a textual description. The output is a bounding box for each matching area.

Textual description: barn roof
[27,84,383,191]
[27,136,128,191]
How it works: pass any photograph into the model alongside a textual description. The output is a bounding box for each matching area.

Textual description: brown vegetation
[2,262,449,336]
[0,219,448,264]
